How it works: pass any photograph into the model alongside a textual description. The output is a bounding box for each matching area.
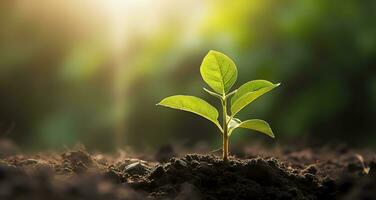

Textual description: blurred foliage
[0,0,375,151]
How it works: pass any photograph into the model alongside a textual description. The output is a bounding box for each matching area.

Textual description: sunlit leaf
[231,80,280,116]
[231,119,275,138]
[157,95,221,128]
[200,50,238,95]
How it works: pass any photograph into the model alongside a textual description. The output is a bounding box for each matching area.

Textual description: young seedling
[157,50,280,161]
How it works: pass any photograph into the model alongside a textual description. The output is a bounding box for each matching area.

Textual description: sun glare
[95,0,164,48]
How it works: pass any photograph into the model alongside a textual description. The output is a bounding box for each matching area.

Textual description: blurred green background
[1,0,375,151]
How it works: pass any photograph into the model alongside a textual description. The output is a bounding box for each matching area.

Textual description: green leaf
[200,50,238,95]
[231,80,280,116]
[157,95,221,128]
[230,119,275,138]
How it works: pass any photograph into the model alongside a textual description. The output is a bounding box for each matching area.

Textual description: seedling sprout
[157,50,280,161]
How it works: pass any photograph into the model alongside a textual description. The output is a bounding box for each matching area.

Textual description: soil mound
[0,148,375,200]
[139,154,334,200]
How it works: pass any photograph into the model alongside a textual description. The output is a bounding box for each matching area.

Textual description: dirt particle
[303,164,318,175]
[19,159,40,166]
[149,165,165,180]
[124,162,151,176]
[172,158,187,169]
[62,150,95,167]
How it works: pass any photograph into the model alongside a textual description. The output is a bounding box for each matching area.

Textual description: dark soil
[0,144,375,200]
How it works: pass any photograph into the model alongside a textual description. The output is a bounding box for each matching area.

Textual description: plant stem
[222,97,229,162]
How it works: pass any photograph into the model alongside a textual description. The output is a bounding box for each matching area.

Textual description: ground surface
[0,142,375,200]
